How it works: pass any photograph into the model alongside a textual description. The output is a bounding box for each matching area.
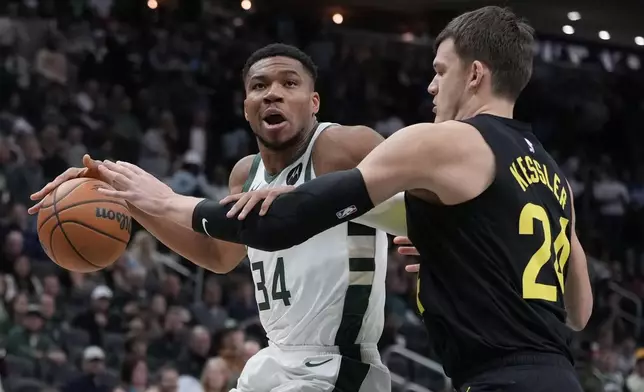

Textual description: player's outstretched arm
[563,184,593,331]
[180,123,460,251]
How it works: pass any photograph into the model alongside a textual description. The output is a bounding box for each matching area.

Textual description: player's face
[244,56,320,151]
[427,39,470,123]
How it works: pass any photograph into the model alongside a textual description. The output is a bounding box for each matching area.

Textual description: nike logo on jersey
[524,138,534,153]
[202,218,212,237]
[304,358,333,367]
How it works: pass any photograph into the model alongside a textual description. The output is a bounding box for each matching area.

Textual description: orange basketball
[37,178,132,272]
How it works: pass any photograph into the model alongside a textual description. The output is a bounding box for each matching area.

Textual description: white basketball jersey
[242,122,388,348]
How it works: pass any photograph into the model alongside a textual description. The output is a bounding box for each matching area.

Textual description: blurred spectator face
[164,274,181,297]
[244,340,260,361]
[4,230,24,258]
[151,294,167,317]
[599,351,618,373]
[43,275,61,297]
[10,204,28,228]
[126,267,146,289]
[189,326,211,357]
[128,317,145,336]
[243,56,319,150]
[41,124,60,145]
[204,278,222,306]
[23,311,44,332]
[12,293,28,316]
[82,347,106,375]
[40,294,56,320]
[13,255,31,278]
[202,358,229,390]
[22,135,43,162]
[221,329,245,358]
[159,367,179,392]
[132,360,148,386]
[164,308,185,333]
[130,340,148,357]
[91,286,113,312]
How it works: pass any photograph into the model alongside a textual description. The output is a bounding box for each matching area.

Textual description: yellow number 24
[519,203,571,302]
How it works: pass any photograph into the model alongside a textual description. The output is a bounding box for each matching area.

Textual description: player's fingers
[398,246,420,256]
[95,187,129,199]
[98,165,134,189]
[83,154,101,170]
[259,193,278,216]
[393,236,413,246]
[238,195,263,220]
[30,168,84,200]
[102,160,137,179]
[227,193,252,218]
[27,199,45,215]
[116,160,146,175]
[405,264,420,273]
[220,193,244,205]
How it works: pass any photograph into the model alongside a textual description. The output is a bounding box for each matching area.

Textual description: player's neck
[458,96,515,121]
[259,121,317,175]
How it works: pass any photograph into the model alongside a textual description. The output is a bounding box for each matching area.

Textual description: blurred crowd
[0,0,643,391]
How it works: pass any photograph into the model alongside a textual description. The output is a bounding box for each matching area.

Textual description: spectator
[212,325,245,390]
[7,255,42,295]
[5,304,65,365]
[225,281,257,322]
[593,167,630,259]
[148,306,186,364]
[62,346,110,392]
[147,366,179,392]
[190,277,228,333]
[177,326,211,378]
[71,285,119,346]
[119,356,149,392]
[628,349,644,392]
[35,36,68,85]
[199,358,229,392]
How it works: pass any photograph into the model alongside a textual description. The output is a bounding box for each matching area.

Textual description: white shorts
[230,343,391,392]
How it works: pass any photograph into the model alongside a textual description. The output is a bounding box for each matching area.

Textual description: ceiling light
[567,11,581,21]
[562,25,574,35]
[598,31,610,40]
[636,36,644,46]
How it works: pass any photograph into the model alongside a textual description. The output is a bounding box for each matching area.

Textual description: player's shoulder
[229,154,258,193]
[397,120,489,158]
[312,124,385,175]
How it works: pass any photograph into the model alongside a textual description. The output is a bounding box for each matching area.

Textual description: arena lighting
[599,30,610,40]
[562,25,574,35]
[567,11,581,21]
[401,32,414,42]
[332,13,344,25]
[636,36,644,46]
[241,0,252,10]
[147,0,157,9]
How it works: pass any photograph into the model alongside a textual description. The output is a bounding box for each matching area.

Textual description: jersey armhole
[241,155,262,192]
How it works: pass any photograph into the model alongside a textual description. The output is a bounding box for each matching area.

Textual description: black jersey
[406,114,574,384]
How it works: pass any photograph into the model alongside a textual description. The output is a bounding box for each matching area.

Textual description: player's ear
[243,98,249,122]
[311,92,320,115]
[469,60,485,90]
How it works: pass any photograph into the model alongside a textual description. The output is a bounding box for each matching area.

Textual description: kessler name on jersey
[509,155,568,210]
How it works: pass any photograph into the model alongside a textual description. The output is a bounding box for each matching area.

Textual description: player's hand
[393,236,420,273]
[94,160,175,216]
[220,186,295,220]
[28,154,103,215]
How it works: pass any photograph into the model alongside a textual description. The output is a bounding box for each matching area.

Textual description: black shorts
[455,353,583,392]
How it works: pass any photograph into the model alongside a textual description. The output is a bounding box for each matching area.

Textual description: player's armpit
[185,168,376,251]
[353,193,407,236]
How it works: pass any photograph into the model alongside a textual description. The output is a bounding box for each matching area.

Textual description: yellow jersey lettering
[510,163,529,191]
[524,156,540,183]
[509,155,568,211]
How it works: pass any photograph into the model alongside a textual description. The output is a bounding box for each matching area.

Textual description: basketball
[37,177,132,272]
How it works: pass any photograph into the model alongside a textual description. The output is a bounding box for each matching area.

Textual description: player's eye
[285,80,298,88]
[251,83,266,90]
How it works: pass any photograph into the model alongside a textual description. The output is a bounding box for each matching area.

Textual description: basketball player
[30,44,398,392]
[91,7,594,392]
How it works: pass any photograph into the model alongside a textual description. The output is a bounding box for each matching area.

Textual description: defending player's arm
[181,122,473,250]
[563,184,593,331]
[309,125,407,236]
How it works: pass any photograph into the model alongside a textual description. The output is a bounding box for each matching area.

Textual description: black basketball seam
[58,220,129,244]
[38,199,129,231]
[40,178,93,209]
[52,186,100,267]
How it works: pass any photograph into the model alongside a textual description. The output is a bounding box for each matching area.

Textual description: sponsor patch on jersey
[336,205,358,220]
[286,163,303,185]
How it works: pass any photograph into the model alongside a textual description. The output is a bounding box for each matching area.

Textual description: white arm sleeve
[352,192,407,236]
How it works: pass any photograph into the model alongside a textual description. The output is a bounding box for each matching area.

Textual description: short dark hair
[242,43,318,83]
[435,6,534,100]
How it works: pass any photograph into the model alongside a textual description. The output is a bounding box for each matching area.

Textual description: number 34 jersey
[407,114,574,381]
[242,122,388,347]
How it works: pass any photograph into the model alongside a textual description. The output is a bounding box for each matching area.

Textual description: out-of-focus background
[0,0,643,391]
